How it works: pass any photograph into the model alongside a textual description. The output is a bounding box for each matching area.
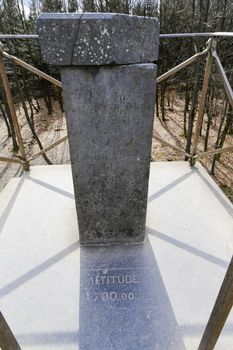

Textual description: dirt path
[0,97,232,202]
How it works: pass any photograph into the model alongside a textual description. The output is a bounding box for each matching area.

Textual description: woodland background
[0,0,232,199]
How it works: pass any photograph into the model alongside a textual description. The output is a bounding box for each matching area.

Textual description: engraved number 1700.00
[94,291,135,302]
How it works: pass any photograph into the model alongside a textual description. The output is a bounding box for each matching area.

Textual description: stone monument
[38,13,159,245]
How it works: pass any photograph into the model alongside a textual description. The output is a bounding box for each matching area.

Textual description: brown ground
[0,96,232,202]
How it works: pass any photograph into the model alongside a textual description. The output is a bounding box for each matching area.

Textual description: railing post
[0,43,29,170]
[190,39,214,166]
[198,256,233,350]
[0,312,21,349]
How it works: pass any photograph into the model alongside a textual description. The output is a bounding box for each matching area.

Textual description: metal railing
[0,32,232,349]
[0,31,233,39]
[0,34,233,169]
[156,37,233,166]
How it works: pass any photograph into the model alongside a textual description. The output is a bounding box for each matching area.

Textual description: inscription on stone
[78,237,185,349]
[90,273,139,285]
[82,267,157,309]
[61,64,157,245]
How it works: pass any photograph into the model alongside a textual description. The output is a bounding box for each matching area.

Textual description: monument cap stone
[37,13,159,65]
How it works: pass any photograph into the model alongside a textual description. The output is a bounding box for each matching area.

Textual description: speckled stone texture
[37,13,159,245]
[37,13,159,65]
[61,64,157,245]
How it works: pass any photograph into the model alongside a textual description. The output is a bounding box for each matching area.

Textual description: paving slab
[0,161,232,349]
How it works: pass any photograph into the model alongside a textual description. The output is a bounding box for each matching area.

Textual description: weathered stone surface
[37,13,159,65]
[37,12,159,245]
[61,64,157,245]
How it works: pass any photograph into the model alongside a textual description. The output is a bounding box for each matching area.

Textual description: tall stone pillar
[38,13,159,246]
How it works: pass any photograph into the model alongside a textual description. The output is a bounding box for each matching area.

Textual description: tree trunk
[210,102,229,175]
[183,83,190,138]
[13,65,52,165]
[0,101,11,137]
[0,84,18,150]
[185,58,201,159]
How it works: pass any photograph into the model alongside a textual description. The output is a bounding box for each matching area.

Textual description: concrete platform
[0,161,232,349]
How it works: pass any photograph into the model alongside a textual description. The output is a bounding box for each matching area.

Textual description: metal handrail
[0,32,233,39]
[0,35,232,167]
[160,32,233,38]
